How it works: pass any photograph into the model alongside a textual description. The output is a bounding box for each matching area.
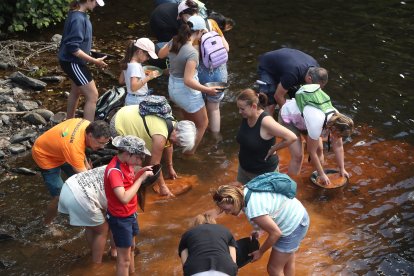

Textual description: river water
[1,0,414,275]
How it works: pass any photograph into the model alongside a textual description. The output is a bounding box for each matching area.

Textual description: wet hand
[264,147,276,161]
[318,173,331,186]
[340,169,350,179]
[167,166,177,180]
[204,86,218,96]
[148,70,160,80]
[249,250,263,262]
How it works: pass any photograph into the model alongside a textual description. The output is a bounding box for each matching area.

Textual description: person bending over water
[212,182,309,276]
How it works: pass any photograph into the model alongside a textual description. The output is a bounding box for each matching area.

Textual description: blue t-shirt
[258,48,319,90]
[58,11,92,65]
[243,188,305,236]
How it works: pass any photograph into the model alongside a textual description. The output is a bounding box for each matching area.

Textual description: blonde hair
[193,214,216,226]
[327,113,354,137]
[212,185,244,214]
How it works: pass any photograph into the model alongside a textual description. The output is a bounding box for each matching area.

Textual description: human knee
[267,263,282,276]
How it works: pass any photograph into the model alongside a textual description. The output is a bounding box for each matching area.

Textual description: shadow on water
[1,0,414,275]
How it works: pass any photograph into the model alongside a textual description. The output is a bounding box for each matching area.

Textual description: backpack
[244,172,297,207]
[138,95,175,140]
[295,84,336,129]
[95,86,127,121]
[200,20,228,69]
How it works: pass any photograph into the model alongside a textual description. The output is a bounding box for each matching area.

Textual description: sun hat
[177,0,190,15]
[96,0,105,6]
[187,15,207,31]
[112,135,151,156]
[134,38,158,59]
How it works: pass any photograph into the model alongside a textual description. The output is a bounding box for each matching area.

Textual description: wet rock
[9,71,47,90]
[51,34,62,44]
[12,87,25,97]
[0,138,11,149]
[23,112,47,126]
[8,144,26,154]
[10,167,37,175]
[1,107,16,113]
[0,62,9,70]
[0,95,14,104]
[50,111,67,125]
[21,140,32,149]
[1,115,10,125]
[17,100,39,111]
[39,76,66,83]
[0,233,14,242]
[10,128,38,143]
[0,150,5,159]
[33,109,54,121]
[0,259,16,269]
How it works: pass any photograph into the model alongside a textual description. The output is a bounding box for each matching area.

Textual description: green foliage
[0,0,71,36]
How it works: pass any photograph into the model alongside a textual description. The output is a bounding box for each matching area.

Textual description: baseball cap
[134,38,158,59]
[112,135,151,156]
[187,15,207,31]
[96,0,105,6]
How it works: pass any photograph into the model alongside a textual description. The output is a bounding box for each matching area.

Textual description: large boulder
[23,112,47,126]
[17,100,39,111]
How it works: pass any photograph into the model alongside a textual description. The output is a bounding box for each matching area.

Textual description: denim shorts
[257,67,276,105]
[198,63,227,103]
[40,163,76,197]
[273,211,310,253]
[58,183,105,226]
[106,211,139,248]
[168,75,205,113]
[125,93,146,106]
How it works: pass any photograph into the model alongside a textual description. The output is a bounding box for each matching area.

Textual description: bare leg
[206,101,220,133]
[116,247,131,276]
[66,81,81,119]
[78,80,99,122]
[267,248,295,276]
[85,222,109,263]
[287,135,304,175]
[44,196,59,225]
[129,236,136,274]
[182,107,208,154]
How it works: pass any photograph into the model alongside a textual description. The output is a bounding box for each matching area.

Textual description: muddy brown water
[1,0,414,275]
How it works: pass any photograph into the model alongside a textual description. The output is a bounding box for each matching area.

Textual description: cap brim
[143,147,152,156]
[148,51,158,60]
[96,0,105,6]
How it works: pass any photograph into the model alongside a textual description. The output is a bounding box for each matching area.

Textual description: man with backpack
[257,48,328,114]
[109,99,196,196]
[278,84,354,186]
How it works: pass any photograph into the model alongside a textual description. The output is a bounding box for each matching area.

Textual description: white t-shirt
[280,99,335,140]
[65,165,107,216]
[124,62,148,96]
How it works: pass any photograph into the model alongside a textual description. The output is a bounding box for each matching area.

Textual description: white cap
[134,38,158,59]
[96,0,105,6]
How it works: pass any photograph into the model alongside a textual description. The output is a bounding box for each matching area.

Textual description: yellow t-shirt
[32,118,89,170]
[114,105,171,151]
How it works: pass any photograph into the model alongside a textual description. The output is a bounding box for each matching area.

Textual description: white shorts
[58,184,105,227]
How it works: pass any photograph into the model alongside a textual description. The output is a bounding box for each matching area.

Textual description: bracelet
[167,163,173,167]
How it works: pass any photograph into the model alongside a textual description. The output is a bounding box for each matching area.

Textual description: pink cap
[177,0,190,15]
[134,38,158,59]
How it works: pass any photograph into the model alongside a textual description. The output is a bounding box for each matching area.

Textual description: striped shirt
[243,188,305,236]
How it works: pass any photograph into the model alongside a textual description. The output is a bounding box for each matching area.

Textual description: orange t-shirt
[32,118,90,170]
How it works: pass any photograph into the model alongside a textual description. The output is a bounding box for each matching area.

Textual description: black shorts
[59,60,93,86]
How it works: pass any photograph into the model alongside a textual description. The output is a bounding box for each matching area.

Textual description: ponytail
[170,23,192,54]
[237,89,268,110]
[119,40,138,70]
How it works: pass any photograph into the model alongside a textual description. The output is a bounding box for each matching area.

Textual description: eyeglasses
[94,137,109,146]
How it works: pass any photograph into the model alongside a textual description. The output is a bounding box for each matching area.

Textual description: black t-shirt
[258,48,319,92]
[237,111,278,174]
[150,3,181,42]
[178,224,238,276]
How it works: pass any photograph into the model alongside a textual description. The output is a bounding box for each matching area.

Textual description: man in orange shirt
[32,119,111,224]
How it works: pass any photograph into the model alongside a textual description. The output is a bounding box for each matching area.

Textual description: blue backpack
[244,172,297,207]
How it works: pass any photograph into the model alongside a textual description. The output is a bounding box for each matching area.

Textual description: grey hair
[307,67,328,86]
[175,120,196,152]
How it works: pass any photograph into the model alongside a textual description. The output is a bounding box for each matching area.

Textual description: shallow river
[1,0,414,275]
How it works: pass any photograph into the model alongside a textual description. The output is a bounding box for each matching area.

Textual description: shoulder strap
[323,110,336,129]
[244,188,252,207]
[204,18,211,31]
[143,116,175,140]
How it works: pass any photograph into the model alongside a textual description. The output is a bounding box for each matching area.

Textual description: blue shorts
[59,60,93,86]
[168,75,205,113]
[198,63,227,103]
[257,67,277,105]
[106,211,139,248]
[273,211,309,253]
[40,163,76,197]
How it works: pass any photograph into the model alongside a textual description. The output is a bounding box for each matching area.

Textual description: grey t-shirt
[168,43,199,78]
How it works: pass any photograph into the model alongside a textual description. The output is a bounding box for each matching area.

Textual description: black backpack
[95,86,127,121]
